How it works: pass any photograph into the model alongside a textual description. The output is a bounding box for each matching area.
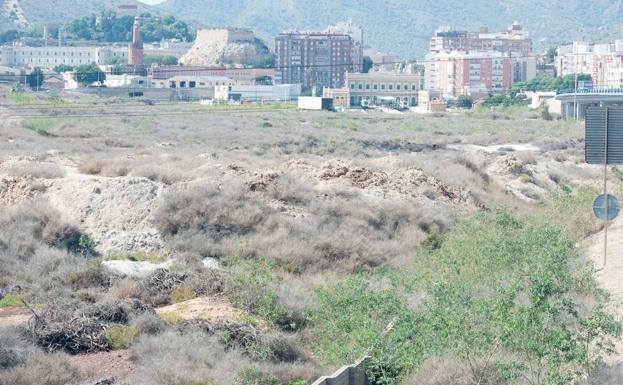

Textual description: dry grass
[6,162,65,179]
[0,353,85,385]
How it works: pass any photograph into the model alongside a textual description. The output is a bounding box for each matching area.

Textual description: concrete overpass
[556,89,623,119]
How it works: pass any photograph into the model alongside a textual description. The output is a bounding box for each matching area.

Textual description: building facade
[275,32,355,88]
[425,24,536,99]
[150,65,274,85]
[0,46,126,69]
[347,72,422,107]
[326,19,364,72]
[430,23,532,56]
[556,41,623,88]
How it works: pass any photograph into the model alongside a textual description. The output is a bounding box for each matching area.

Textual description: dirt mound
[0,176,37,205]
[317,160,474,206]
[491,155,528,175]
[156,297,264,328]
[44,175,164,256]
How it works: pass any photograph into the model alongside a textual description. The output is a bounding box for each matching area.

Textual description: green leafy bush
[105,325,138,349]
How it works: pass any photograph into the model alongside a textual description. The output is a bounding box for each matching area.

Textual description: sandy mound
[156,297,263,328]
[44,175,164,256]
[0,175,37,205]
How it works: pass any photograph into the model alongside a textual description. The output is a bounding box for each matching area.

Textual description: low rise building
[0,45,127,69]
[322,87,349,109]
[346,72,422,107]
[150,65,273,85]
[152,75,235,89]
[214,84,301,102]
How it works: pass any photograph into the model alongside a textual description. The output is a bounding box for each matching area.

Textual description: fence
[311,357,369,385]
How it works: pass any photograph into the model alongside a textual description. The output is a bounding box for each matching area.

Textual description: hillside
[159,0,623,58]
[0,0,155,30]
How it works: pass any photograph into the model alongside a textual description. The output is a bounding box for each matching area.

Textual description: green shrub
[105,325,138,349]
[311,210,620,385]
[0,293,23,308]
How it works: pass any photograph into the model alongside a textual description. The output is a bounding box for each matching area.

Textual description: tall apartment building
[0,45,127,69]
[555,41,623,88]
[425,23,535,99]
[425,50,536,99]
[430,22,533,56]
[275,31,355,88]
[326,19,364,72]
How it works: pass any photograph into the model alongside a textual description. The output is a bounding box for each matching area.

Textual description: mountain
[158,0,623,58]
[0,0,155,30]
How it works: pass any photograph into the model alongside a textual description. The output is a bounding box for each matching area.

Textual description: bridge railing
[557,88,623,95]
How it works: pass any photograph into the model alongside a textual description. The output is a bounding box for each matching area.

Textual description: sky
[137,0,165,4]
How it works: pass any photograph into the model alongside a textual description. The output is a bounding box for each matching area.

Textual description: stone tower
[128,17,144,65]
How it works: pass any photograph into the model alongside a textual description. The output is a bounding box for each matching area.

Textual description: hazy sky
[137,0,165,4]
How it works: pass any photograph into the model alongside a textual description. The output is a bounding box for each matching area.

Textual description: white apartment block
[0,46,128,69]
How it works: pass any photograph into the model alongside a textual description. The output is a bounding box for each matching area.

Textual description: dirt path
[584,218,623,363]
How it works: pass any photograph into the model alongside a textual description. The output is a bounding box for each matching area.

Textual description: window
[358,83,363,90]
[373,83,378,90]
[388,84,393,90]
[180,81,187,88]
[365,83,370,90]
[397,84,401,91]
[350,83,355,90]
[189,81,196,88]
[412,84,417,91]
[381,83,385,90]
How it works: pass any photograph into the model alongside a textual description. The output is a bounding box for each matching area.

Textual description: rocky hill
[180,28,271,66]
[159,0,623,58]
[0,0,154,30]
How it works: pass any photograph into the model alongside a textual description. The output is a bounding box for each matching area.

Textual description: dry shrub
[154,181,270,259]
[0,201,105,299]
[110,277,142,299]
[588,363,623,384]
[0,353,85,385]
[405,356,504,385]
[169,286,196,304]
[130,312,167,336]
[132,164,186,185]
[79,161,103,175]
[6,162,65,179]
[129,330,318,385]
[0,327,40,370]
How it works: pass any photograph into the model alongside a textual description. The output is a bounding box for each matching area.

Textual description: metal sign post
[585,106,623,266]
[603,107,609,266]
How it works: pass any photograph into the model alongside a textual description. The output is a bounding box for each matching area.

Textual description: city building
[274,31,356,89]
[128,17,144,66]
[425,23,536,99]
[0,45,126,69]
[152,75,235,89]
[364,49,395,72]
[346,72,422,107]
[430,23,532,56]
[150,65,274,85]
[556,41,623,88]
[214,84,301,102]
[326,19,364,72]
[322,87,349,109]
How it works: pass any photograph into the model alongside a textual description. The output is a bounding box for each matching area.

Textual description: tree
[362,56,373,73]
[144,55,178,66]
[456,95,473,109]
[545,47,557,64]
[26,67,44,91]
[105,56,126,66]
[74,64,106,86]
[53,64,73,73]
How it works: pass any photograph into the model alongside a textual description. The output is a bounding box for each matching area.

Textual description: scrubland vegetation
[0,93,620,385]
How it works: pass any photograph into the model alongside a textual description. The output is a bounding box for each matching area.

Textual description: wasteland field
[1,92,622,385]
